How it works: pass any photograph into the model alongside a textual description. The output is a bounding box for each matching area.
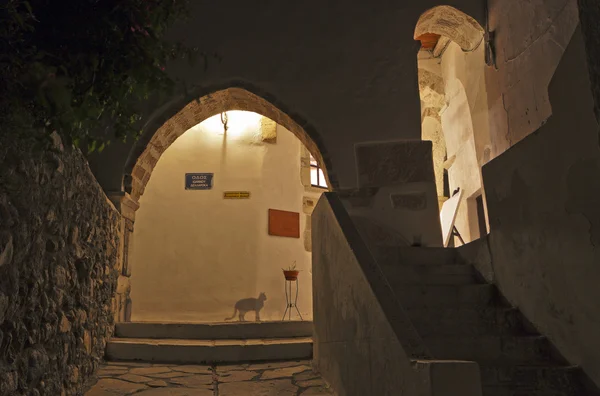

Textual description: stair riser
[380,261,479,285]
[106,342,313,364]
[115,322,313,340]
[407,309,527,336]
[424,337,554,364]
[480,366,581,391]
[386,273,478,285]
[482,387,579,396]
[374,247,458,266]
[395,286,498,308]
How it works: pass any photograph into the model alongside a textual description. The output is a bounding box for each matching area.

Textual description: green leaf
[87,140,97,154]
[1,0,200,147]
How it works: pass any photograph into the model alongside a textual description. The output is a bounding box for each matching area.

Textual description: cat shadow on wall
[224,292,267,322]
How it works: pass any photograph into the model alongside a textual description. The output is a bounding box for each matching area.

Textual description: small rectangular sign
[268,209,300,238]
[185,173,213,190]
[224,191,251,199]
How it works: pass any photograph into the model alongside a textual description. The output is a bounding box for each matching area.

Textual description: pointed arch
[414,5,485,52]
[125,87,331,203]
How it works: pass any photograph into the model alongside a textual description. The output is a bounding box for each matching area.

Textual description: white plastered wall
[130,112,322,322]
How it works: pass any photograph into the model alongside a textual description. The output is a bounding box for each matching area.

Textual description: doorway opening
[128,110,329,323]
[415,5,492,245]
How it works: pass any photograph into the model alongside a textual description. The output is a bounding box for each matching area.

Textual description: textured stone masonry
[128,88,330,202]
[0,132,121,395]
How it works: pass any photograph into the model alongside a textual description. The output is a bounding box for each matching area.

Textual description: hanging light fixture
[220,111,228,134]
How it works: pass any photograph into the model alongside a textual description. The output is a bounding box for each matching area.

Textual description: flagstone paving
[85,360,335,395]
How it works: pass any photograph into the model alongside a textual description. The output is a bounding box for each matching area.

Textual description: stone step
[406,307,533,336]
[482,387,582,396]
[480,365,586,392]
[394,284,500,308]
[115,321,313,340]
[481,365,600,396]
[422,335,565,365]
[106,337,313,364]
[380,263,479,285]
[374,246,458,266]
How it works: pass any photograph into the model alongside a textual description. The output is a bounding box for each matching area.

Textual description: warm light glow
[310,154,328,188]
[200,110,262,137]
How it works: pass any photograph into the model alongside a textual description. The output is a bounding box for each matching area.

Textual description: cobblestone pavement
[85,360,335,395]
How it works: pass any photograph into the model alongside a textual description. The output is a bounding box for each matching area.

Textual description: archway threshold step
[106,337,313,364]
[116,321,313,340]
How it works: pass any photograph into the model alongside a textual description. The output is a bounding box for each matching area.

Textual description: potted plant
[282,261,300,281]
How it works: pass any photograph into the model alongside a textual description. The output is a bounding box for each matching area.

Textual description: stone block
[300,166,311,187]
[304,214,312,231]
[115,321,313,340]
[116,275,131,294]
[260,116,277,143]
[303,197,317,214]
[304,229,312,252]
[355,141,435,188]
[0,232,13,269]
[390,192,428,211]
[106,337,313,364]
[342,184,443,247]
[412,360,482,396]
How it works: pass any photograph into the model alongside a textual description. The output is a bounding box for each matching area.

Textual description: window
[310,155,328,188]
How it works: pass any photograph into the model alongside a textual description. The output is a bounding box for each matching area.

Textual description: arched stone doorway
[112,87,331,323]
[415,5,491,245]
[126,87,331,202]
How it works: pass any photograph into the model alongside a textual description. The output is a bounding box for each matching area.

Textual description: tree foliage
[0,0,202,151]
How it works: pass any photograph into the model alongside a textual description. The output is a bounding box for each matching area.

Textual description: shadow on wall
[224,293,267,322]
[481,25,600,387]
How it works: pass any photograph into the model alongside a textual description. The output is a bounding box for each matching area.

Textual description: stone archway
[127,87,330,202]
[414,5,485,53]
[112,87,330,322]
[415,6,490,245]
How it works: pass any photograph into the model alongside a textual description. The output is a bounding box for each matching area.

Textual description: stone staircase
[106,321,313,364]
[373,246,600,396]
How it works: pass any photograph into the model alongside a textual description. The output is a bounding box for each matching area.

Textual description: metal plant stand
[282,278,303,321]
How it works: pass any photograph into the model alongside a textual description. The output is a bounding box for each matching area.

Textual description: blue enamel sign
[185,173,213,190]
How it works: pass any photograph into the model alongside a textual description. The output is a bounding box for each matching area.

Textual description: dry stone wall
[0,132,120,395]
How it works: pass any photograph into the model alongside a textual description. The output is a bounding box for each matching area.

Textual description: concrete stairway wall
[312,193,483,396]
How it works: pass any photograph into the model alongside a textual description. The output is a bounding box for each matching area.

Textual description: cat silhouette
[224,292,267,322]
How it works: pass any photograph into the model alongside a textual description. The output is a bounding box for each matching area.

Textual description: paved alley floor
[85,360,335,395]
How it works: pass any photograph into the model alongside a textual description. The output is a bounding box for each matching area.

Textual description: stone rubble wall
[0,132,120,395]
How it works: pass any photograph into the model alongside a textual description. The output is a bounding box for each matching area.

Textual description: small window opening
[310,155,328,189]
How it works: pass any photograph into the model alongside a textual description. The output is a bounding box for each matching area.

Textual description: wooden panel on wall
[268,209,300,238]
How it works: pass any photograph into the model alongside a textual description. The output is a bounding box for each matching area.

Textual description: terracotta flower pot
[283,270,299,281]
